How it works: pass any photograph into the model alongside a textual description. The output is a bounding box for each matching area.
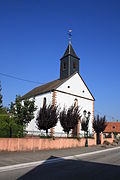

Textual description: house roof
[21,72,95,100]
[60,43,80,60]
[104,122,120,133]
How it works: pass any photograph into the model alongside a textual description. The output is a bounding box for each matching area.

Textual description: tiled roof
[104,122,120,133]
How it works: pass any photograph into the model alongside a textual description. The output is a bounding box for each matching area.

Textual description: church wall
[55,90,93,135]
[26,92,53,132]
[57,73,94,100]
[26,73,94,135]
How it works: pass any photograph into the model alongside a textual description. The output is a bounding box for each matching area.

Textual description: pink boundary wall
[0,135,96,152]
[0,133,114,152]
[100,133,114,144]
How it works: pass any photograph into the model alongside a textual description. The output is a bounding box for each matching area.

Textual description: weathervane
[68,29,72,44]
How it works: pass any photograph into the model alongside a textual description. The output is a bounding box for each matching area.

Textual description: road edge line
[0,146,120,172]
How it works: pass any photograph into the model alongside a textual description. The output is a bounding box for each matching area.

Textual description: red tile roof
[104,122,120,133]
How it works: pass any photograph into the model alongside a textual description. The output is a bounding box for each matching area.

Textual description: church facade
[22,37,95,136]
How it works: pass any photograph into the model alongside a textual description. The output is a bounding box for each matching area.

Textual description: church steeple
[60,30,80,79]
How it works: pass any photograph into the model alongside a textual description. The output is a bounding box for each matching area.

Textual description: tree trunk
[9,127,12,138]
[73,125,77,137]
[96,133,101,144]
[67,132,69,137]
[46,129,48,136]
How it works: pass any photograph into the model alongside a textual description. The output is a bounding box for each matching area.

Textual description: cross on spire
[68,29,72,44]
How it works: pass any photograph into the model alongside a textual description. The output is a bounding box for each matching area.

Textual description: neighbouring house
[21,34,95,136]
[104,122,120,138]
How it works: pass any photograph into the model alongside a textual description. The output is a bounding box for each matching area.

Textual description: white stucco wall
[26,73,94,136]
[54,91,93,135]
[55,73,94,135]
[57,73,94,100]
[26,92,53,132]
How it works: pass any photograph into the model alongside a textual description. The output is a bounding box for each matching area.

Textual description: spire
[68,29,72,45]
[68,29,72,54]
[60,30,79,60]
[60,32,80,79]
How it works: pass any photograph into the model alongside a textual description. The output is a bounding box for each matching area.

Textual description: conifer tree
[0,81,3,109]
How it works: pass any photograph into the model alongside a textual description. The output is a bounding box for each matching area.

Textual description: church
[22,33,95,136]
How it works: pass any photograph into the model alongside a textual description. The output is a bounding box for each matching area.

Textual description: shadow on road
[17,156,120,180]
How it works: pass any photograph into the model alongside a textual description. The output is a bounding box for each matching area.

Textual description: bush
[0,114,25,138]
[103,140,111,145]
[113,139,119,144]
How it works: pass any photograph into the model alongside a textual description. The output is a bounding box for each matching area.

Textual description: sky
[0,0,120,121]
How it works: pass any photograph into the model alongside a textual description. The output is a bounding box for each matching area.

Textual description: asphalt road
[0,147,120,180]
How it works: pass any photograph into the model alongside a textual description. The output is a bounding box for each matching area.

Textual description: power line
[0,73,119,121]
[94,109,119,121]
[0,72,44,85]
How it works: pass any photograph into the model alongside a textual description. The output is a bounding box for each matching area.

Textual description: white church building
[22,35,95,136]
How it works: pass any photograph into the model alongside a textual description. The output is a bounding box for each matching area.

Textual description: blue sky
[0,0,120,121]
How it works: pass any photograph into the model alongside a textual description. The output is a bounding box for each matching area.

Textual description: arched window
[74,98,78,107]
[43,97,46,107]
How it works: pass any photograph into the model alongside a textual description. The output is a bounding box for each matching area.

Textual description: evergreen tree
[36,104,59,136]
[59,105,80,137]
[0,81,3,109]
[0,83,22,138]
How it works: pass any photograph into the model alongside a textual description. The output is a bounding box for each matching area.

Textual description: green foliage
[36,104,59,135]
[0,95,36,138]
[10,96,37,127]
[59,105,80,136]
[0,107,8,114]
[0,113,24,138]
[0,81,3,109]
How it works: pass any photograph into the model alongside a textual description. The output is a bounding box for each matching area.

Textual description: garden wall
[101,133,114,144]
[0,135,96,152]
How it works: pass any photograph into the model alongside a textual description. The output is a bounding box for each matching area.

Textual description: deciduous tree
[93,115,106,144]
[36,104,59,136]
[59,105,80,137]
[10,96,37,127]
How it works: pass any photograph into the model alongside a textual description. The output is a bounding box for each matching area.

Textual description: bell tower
[60,30,80,79]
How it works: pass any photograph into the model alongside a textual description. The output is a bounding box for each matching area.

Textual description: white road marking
[0,146,120,173]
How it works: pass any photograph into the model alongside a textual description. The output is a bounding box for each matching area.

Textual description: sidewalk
[0,144,118,167]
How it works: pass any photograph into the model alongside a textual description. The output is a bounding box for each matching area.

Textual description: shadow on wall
[17,156,120,180]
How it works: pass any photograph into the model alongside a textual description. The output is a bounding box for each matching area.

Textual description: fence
[0,128,95,138]
[0,128,27,138]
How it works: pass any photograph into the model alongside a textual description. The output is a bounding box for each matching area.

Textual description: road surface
[0,147,120,180]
